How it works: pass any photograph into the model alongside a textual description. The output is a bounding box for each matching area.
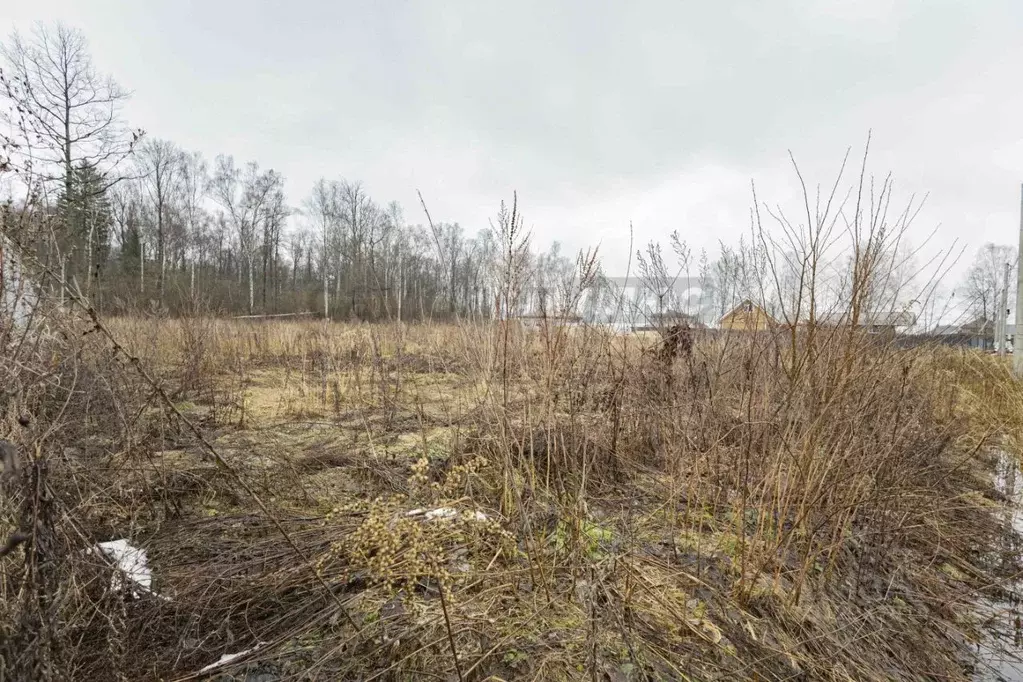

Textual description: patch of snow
[95,539,163,599]
[425,507,458,521]
[198,642,266,673]
[407,507,489,523]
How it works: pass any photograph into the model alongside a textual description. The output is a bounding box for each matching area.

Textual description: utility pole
[1015,183,1023,375]
[999,261,1010,356]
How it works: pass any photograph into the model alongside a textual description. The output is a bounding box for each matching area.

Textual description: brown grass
[2,312,1021,681]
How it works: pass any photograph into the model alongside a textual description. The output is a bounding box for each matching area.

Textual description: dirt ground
[4,317,1021,681]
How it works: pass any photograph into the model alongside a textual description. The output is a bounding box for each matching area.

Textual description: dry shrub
[464,319,1009,679]
[2,304,1020,681]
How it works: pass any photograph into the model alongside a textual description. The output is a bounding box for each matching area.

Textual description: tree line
[0,22,593,321]
[0,21,1012,329]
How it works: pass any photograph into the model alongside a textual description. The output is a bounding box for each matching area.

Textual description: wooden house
[718,300,777,331]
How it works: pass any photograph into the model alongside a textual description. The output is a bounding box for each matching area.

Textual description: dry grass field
[3,312,1023,680]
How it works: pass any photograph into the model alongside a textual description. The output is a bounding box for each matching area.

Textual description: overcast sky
[3,0,1022,279]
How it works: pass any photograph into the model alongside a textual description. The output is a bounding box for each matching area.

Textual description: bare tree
[179,150,208,298]
[210,156,282,313]
[962,243,1017,323]
[1,22,141,291]
[338,180,370,314]
[134,139,181,303]
[377,200,404,319]
[288,228,310,293]
[306,178,341,319]
[435,222,464,315]
[261,182,288,310]
[1,22,140,201]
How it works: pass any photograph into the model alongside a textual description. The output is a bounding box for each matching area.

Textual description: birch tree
[210,156,282,314]
[135,139,181,303]
[306,179,340,319]
[179,150,209,298]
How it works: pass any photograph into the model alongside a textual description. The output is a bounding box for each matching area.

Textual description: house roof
[719,300,773,322]
[815,311,916,327]
[960,316,993,333]
[932,317,1003,336]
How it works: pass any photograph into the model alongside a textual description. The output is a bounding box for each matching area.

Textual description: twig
[437,575,465,682]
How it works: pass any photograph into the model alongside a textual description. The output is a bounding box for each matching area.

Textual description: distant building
[580,275,716,330]
[719,300,777,331]
[815,310,917,335]
[930,316,994,350]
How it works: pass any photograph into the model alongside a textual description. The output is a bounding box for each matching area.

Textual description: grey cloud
[2,0,1021,274]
